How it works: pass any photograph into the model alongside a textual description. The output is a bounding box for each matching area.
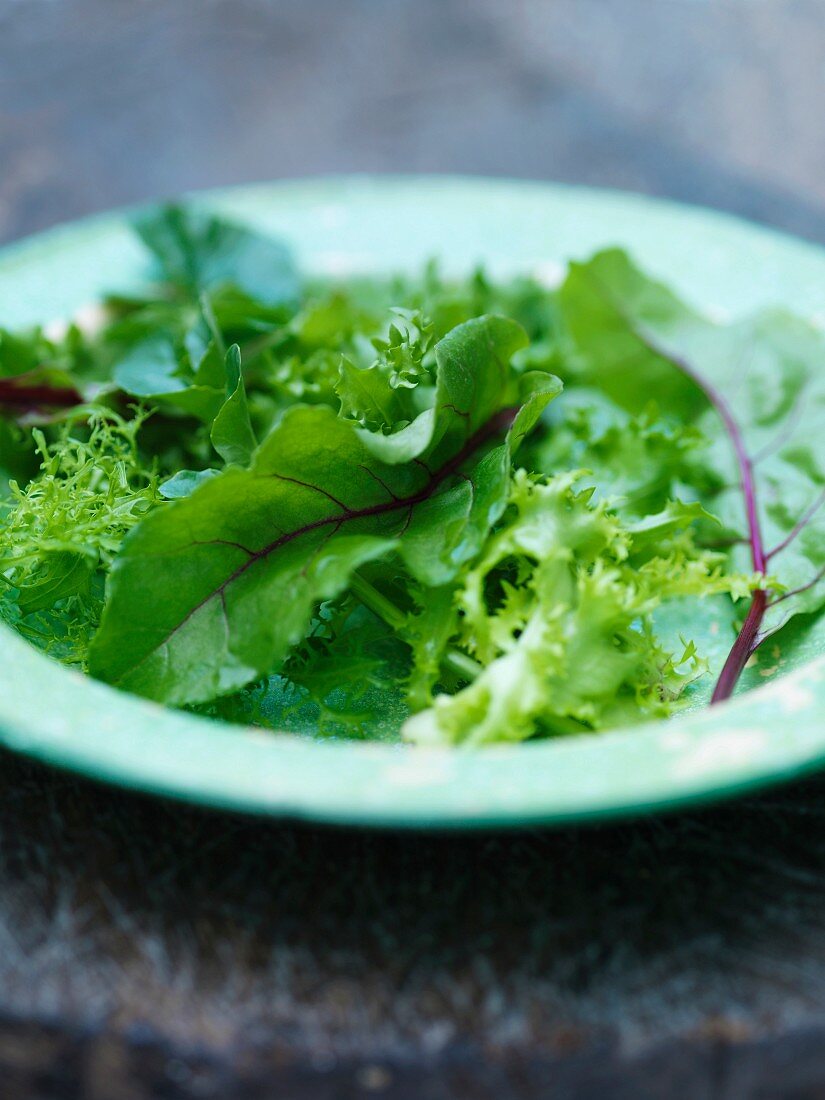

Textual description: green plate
[1,176,824,828]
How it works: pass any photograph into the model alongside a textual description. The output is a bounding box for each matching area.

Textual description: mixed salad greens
[0,207,823,746]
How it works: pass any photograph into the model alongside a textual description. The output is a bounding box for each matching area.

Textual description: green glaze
[1,176,824,828]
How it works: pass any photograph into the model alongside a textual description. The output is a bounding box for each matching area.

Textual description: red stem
[710,589,767,703]
[632,329,768,704]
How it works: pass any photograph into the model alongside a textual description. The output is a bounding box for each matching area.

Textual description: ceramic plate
[1,176,824,827]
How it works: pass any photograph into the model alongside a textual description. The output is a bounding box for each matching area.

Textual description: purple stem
[710,589,767,703]
[632,328,768,704]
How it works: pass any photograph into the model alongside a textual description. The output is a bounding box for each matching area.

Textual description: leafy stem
[349,571,482,683]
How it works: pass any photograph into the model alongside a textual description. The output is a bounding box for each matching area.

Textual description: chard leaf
[135,205,299,306]
[560,250,825,700]
[210,345,257,466]
[89,317,560,705]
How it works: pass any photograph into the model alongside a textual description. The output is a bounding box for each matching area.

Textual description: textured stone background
[2,2,825,1097]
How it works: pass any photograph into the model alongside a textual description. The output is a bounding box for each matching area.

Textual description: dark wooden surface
[3,3,825,1097]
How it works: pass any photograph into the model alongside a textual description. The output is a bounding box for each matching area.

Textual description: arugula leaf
[281,599,410,738]
[560,249,825,700]
[88,317,560,705]
[135,205,299,306]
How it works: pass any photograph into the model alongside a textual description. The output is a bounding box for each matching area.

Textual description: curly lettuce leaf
[523,388,708,516]
[0,410,159,662]
[404,471,745,746]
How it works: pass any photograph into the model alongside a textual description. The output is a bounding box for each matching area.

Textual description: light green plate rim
[1,175,824,828]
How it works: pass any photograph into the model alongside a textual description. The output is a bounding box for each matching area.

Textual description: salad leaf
[0,368,83,419]
[135,204,299,306]
[336,309,434,434]
[404,470,742,745]
[114,334,226,424]
[523,389,707,516]
[209,344,257,466]
[0,410,159,662]
[159,468,220,499]
[560,250,825,700]
[88,317,560,704]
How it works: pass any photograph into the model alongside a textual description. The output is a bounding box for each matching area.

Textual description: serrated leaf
[404,470,729,746]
